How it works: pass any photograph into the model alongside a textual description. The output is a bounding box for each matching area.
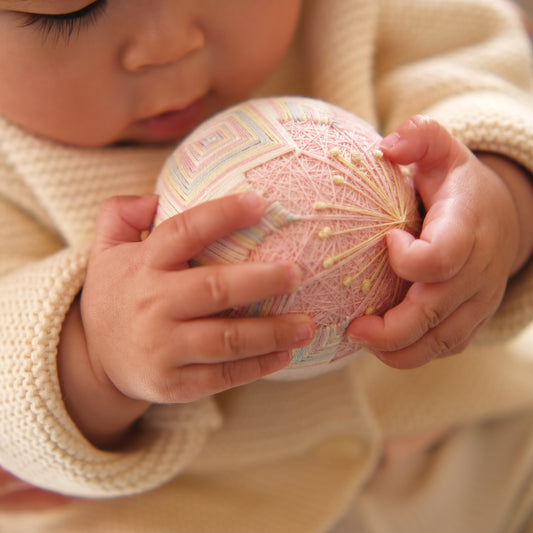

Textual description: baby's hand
[80,192,314,404]
[0,468,71,511]
[347,115,527,368]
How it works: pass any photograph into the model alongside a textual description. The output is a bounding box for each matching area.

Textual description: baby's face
[0,0,301,146]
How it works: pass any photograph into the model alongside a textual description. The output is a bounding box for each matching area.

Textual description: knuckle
[272,327,285,351]
[141,372,173,403]
[219,355,272,391]
[427,334,455,359]
[420,304,445,330]
[430,250,460,280]
[274,321,297,351]
[450,339,469,356]
[159,210,207,255]
[147,370,197,404]
[256,352,280,376]
[169,373,200,403]
[220,360,239,389]
[157,379,181,403]
[168,212,198,244]
[204,272,230,307]
[222,323,247,356]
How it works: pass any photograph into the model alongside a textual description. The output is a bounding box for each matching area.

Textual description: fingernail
[276,262,302,291]
[286,263,303,290]
[380,132,402,151]
[298,324,314,343]
[240,191,264,211]
[277,351,292,366]
[291,316,315,345]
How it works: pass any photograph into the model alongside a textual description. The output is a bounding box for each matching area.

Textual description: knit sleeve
[0,167,221,498]
[376,0,533,133]
[375,0,533,340]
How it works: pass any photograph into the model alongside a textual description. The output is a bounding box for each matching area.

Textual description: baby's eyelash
[19,0,107,43]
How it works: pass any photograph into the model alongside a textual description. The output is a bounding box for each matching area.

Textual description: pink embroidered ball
[154,97,420,379]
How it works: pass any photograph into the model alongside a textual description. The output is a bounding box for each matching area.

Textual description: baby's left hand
[347,115,533,368]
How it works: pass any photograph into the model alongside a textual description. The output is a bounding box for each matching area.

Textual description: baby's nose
[121,9,205,72]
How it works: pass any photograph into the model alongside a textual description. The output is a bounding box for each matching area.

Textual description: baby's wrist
[57,296,150,449]
[476,152,533,275]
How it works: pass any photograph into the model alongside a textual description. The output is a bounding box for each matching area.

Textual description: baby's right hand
[81,192,314,405]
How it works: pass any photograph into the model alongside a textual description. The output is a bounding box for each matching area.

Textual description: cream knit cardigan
[2,0,533,529]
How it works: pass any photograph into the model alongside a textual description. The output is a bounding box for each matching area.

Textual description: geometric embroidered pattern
[156,107,295,221]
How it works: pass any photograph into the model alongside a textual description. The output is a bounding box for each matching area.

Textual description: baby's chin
[79,126,187,149]
[42,129,186,149]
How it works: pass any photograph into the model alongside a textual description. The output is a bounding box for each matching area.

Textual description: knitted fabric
[1,4,533,531]
[155,97,420,376]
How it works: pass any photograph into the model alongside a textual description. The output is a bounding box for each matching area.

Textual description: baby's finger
[346,280,479,352]
[147,192,266,270]
[169,351,293,403]
[369,302,487,369]
[171,314,315,365]
[165,262,301,318]
[93,194,160,253]
[386,210,474,283]
[381,115,476,209]
[381,115,468,174]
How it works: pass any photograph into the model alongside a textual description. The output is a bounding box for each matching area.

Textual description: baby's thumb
[380,115,468,171]
[93,195,159,253]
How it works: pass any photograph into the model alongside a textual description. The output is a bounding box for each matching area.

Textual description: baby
[1,1,533,531]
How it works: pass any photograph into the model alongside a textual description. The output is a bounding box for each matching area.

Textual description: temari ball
[154,96,421,379]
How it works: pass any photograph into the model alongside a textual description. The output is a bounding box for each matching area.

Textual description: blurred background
[516,0,533,27]
[517,0,533,17]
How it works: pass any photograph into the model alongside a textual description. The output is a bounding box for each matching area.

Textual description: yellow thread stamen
[318,227,333,239]
[351,152,362,164]
[342,248,387,287]
[314,201,329,211]
[314,201,389,218]
[323,257,336,269]
[361,279,372,294]
[329,148,400,219]
[322,229,389,269]
[318,220,405,240]
[316,147,415,299]
[374,153,406,220]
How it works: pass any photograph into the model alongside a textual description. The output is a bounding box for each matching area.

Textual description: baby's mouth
[138,99,205,140]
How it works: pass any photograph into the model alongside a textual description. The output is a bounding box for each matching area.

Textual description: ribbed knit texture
[2,0,533,531]
[0,124,223,497]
